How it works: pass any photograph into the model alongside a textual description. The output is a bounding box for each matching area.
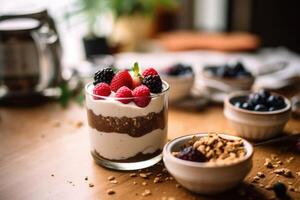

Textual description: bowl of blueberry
[202,62,255,92]
[224,89,291,141]
[163,133,253,194]
[161,63,195,103]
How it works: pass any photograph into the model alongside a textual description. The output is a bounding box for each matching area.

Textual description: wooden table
[0,102,300,200]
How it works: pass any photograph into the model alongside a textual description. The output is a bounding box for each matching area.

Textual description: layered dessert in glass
[85,63,169,170]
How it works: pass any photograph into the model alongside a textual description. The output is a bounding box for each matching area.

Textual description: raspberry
[132,85,151,107]
[142,75,162,93]
[93,68,115,85]
[142,68,158,77]
[115,86,133,104]
[93,83,111,99]
[110,70,133,92]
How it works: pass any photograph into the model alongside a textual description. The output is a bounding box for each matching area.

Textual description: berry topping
[205,61,252,78]
[142,75,162,93]
[233,89,286,112]
[164,63,193,76]
[174,146,207,162]
[115,86,133,104]
[142,68,158,77]
[93,67,115,85]
[132,85,151,107]
[110,70,133,92]
[93,83,111,99]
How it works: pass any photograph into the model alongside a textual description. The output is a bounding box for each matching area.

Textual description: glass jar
[85,81,169,170]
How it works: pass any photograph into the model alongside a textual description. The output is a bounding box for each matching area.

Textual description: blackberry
[142,75,162,93]
[175,146,207,162]
[93,68,115,85]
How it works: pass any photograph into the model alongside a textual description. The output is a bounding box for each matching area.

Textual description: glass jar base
[91,151,162,170]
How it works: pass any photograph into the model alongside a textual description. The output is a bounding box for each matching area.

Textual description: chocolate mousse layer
[92,149,162,163]
[87,108,166,137]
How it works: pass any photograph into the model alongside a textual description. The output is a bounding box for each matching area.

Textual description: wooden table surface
[0,102,300,200]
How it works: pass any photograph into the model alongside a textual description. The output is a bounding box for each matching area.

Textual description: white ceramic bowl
[201,67,255,93]
[161,74,194,103]
[224,91,291,141]
[163,133,253,194]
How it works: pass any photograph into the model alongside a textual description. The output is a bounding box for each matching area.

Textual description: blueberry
[273,182,287,198]
[249,93,266,105]
[242,102,253,110]
[267,95,286,108]
[269,107,276,111]
[234,62,246,72]
[234,102,242,108]
[254,104,268,111]
[258,89,271,99]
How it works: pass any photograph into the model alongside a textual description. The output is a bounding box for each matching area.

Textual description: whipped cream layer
[86,84,166,118]
[89,127,167,160]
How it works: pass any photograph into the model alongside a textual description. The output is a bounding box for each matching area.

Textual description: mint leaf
[133,62,140,77]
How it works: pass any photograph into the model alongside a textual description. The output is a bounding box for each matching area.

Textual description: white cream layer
[86,86,165,118]
[89,127,167,160]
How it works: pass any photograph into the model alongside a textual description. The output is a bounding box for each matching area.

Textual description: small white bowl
[161,74,194,103]
[201,67,255,93]
[163,133,253,194]
[224,91,291,141]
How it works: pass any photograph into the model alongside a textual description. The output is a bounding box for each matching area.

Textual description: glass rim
[85,81,170,100]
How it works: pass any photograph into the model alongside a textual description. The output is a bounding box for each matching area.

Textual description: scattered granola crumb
[139,173,148,179]
[142,181,147,186]
[257,172,265,178]
[251,176,260,183]
[286,156,294,163]
[110,180,118,184]
[130,173,137,177]
[259,183,264,188]
[162,168,168,173]
[142,189,151,196]
[265,185,273,190]
[288,181,293,185]
[296,171,300,176]
[85,176,88,181]
[271,154,278,160]
[153,177,162,183]
[169,177,174,181]
[89,183,94,187]
[175,184,181,188]
[273,168,293,177]
[264,158,274,168]
[133,181,137,185]
[107,189,115,195]
[146,172,153,177]
[156,173,162,177]
[288,186,295,192]
[108,176,115,181]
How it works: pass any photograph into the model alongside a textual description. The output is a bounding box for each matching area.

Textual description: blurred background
[0,0,300,109]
